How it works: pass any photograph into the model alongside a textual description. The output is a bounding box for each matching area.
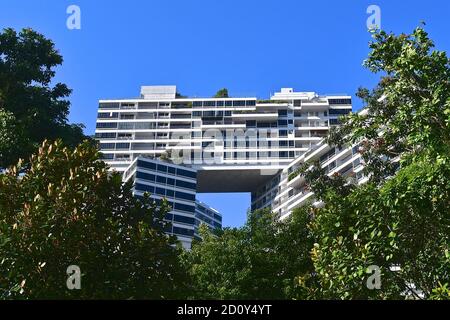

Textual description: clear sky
[1,0,449,227]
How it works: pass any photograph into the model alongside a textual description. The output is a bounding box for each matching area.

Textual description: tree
[326,24,450,183]
[182,208,316,299]
[0,140,188,299]
[0,109,28,169]
[303,26,450,299]
[308,156,449,299]
[0,28,87,168]
[214,88,229,98]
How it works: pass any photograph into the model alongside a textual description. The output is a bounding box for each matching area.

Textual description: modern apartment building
[122,156,222,249]
[250,107,404,220]
[95,86,352,193]
[251,139,368,219]
[194,201,222,238]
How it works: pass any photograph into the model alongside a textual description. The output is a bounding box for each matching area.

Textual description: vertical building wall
[123,156,198,249]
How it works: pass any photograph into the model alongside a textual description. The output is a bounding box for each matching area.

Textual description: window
[98,112,118,119]
[329,118,340,125]
[100,153,114,160]
[137,160,156,171]
[172,226,194,237]
[173,215,195,225]
[204,101,216,107]
[175,179,196,190]
[135,183,154,194]
[174,203,196,213]
[175,191,196,201]
[136,171,155,182]
[329,108,351,115]
[99,103,120,109]
[233,100,246,107]
[96,122,117,129]
[155,187,165,196]
[328,98,351,105]
[157,164,167,173]
[166,189,174,197]
[176,168,197,179]
[193,101,202,107]
[168,166,176,175]
[95,132,116,139]
[116,143,130,150]
[246,120,256,127]
[99,143,115,150]
[156,176,166,184]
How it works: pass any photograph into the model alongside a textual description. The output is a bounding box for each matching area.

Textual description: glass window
[116,143,130,149]
[96,122,118,129]
[135,183,154,194]
[172,226,194,237]
[175,179,196,190]
[166,189,174,197]
[99,143,115,150]
[176,168,197,179]
[157,164,167,173]
[155,187,165,196]
[137,160,156,171]
[168,166,176,175]
[156,176,166,184]
[204,101,216,107]
[95,132,116,139]
[174,203,196,213]
[173,215,195,225]
[136,171,155,182]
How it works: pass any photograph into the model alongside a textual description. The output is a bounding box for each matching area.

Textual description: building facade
[122,156,222,249]
[251,139,368,219]
[95,85,356,229]
[95,86,352,193]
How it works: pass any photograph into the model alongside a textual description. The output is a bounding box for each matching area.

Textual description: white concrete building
[95,85,352,193]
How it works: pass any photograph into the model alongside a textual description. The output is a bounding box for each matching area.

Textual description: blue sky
[1,0,449,227]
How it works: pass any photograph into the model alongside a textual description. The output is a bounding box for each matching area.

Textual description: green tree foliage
[183,26,449,300]
[0,28,87,168]
[326,25,450,183]
[182,208,316,299]
[0,140,187,299]
[305,26,450,299]
[214,88,229,98]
